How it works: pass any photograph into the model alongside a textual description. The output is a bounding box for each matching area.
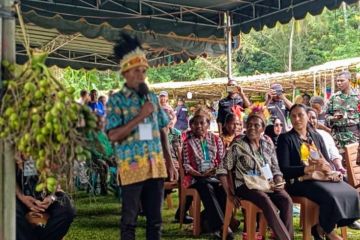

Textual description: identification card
[261,164,273,180]
[139,123,153,140]
[23,158,38,177]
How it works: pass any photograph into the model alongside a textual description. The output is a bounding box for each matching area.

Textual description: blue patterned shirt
[105,85,169,185]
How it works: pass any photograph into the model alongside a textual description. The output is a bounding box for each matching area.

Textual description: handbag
[243,174,272,192]
[300,170,343,182]
[232,143,272,192]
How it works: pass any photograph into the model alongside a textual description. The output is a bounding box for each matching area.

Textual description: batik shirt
[217,96,244,125]
[106,85,169,186]
[217,135,282,188]
[182,132,224,187]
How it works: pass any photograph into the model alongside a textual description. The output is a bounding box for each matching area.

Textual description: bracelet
[50,195,57,203]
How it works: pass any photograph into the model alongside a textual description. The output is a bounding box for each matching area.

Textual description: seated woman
[309,96,331,133]
[220,113,243,150]
[307,107,346,174]
[87,115,114,195]
[16,153,75,240]
[264,117,283,148]
[277,104,360,240]
[218,110,293,240]
[182,108,229,238]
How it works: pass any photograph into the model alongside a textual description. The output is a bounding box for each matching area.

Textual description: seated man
[16,154,76,240]
[162,109,193,224]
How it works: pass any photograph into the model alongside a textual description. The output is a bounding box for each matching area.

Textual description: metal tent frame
[1,1,359,239]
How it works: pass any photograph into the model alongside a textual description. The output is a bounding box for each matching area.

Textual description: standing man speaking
[106,33,177,240]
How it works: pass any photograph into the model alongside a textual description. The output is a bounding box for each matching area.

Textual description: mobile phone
[275,89,282,96]
[310,149,320,159]
[274,182,286,187]
[226,85,237,93]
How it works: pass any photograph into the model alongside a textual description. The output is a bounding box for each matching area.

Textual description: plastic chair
[222,198,267,240]
[292,196,347,240]
[164,180,178,209]
[344,142,360,191]
[178,150,202,236]
[222,174,267,240]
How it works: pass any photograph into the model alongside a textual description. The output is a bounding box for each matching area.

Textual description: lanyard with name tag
[261,163,273,180]
[23,158,37,177]
[249,141,273,180]
[139,123,153,140]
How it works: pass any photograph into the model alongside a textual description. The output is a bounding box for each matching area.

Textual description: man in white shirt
[77,89,89,105]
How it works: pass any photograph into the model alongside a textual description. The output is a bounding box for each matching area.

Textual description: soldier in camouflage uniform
[325,71,360,164]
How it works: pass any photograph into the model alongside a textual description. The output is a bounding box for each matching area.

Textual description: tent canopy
[150,57,360,100]
[17,0,358,70]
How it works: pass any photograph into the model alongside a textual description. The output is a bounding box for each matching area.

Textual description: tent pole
[313,72,316,96]
[0,0,16,239]
[331,70,335,96]
[225,11,232,79]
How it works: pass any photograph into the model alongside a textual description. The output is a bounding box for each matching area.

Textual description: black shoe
[226,229,234,240]
[212,228,234,240]
[212,230,222,239]
[174,214,193,224]
[349,221,360,230]
[311,225,324,240]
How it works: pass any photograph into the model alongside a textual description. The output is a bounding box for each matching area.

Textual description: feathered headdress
[113,33,149,73]
[245,102,270,124]
[231,105,244,121]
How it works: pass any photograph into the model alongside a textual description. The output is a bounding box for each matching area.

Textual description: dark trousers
[190,177,226,232]
[121,178,164,240]
[16,192,76,240]
[236,185,294,240]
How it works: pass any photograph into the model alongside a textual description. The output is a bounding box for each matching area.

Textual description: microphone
[138,83,153,122]
[138,82,149,101]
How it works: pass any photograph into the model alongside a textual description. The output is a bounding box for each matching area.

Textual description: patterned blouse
[220,134,235,150]
[217,135,282,188]
[105,85,169,186]
[182,132,224,188]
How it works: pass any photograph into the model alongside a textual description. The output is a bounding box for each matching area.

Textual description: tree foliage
[61,68,122,97]
[147,56,228,83]
[61,3,360,90]
[236,4,360,75]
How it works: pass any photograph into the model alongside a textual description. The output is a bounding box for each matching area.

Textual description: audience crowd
[15,34,360,240]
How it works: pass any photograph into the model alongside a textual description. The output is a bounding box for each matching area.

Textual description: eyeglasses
[274,123,283,127]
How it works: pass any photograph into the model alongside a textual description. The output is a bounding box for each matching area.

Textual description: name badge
[139,123,153,140]
[261,163,273,180]
[24,158,38,177]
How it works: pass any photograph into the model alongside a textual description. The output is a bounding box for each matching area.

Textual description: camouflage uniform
[325,89,360,163]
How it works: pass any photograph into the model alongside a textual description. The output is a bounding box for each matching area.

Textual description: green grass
[66,191,360,240]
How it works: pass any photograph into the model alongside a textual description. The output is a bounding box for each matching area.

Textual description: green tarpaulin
[17,0,358,70]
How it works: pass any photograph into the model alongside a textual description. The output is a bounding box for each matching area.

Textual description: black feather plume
[113,33,143,62]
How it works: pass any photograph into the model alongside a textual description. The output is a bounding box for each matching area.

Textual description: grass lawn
[66,191,360,240]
